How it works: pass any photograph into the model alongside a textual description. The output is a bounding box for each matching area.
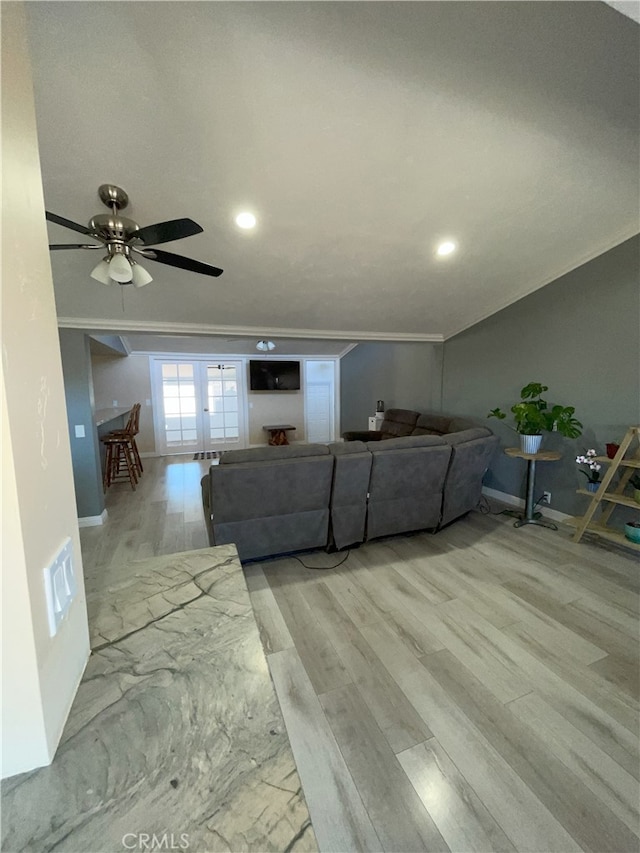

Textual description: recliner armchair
[364,434,452,540]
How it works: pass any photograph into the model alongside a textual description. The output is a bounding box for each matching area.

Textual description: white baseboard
[78,509,108,528]
[482,486,571,523]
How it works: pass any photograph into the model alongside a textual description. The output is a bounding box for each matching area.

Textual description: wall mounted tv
[249,360,301,391]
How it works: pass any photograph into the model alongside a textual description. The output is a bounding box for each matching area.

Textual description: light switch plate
[74,424,85,438]
[43,537,77,637]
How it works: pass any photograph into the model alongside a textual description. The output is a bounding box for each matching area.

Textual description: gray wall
[442,235,640,517]
[340,342,443,432]
[58,329,104,518]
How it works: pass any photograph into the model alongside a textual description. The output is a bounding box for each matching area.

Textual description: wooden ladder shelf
[571,426,640,551]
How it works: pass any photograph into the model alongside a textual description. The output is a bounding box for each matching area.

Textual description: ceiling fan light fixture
[48,185,224,284]
[256,339,276,352]
[108,251,133,282]
[131,263,153,288]
[90,258,113,285]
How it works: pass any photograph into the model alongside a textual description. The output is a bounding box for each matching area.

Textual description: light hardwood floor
[82,457,640,853]
[80,456,211,582]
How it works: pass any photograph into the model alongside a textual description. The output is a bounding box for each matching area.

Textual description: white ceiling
[28,1,639,343]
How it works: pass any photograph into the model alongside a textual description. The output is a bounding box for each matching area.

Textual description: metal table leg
[513,458,557,530]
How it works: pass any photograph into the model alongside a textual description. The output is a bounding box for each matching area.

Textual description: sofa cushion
[446,427,492,446]
[220,443,330,464]
[448,416,479,433]
[368,434,447,451]
[411,413,452,435]
[380,408,420,439]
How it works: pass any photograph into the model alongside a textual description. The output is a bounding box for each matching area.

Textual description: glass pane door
[204,363,242,449]
[153,359,247,455]
[159,362,199,450]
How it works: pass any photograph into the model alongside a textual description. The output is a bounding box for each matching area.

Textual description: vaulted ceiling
[28,1,639,343]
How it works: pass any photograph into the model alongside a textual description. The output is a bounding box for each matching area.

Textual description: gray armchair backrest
[220,443,330,464]
[411,412,453,435]
[365,436,451,540]
[206,453,334,561]
[440,433,499,527]
[380,408,420,439]
[327,441,372,550]
[411,412,479,435]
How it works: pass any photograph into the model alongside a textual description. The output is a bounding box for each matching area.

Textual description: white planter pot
[520,434,542,454]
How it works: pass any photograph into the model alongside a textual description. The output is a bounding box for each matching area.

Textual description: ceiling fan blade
[46,211,92,235]
[147,248,223,277]
[49,243,102,250]
[135,218,204,246]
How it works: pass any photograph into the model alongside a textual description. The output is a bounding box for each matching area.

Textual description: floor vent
[193,451,219,460]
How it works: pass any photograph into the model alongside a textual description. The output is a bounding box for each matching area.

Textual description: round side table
[504,447,562,530]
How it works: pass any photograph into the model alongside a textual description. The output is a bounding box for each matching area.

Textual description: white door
[153,359,247,454]
[203,362,246,451]
[304,360,337,443]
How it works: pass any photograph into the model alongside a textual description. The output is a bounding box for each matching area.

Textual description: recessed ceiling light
[235,212,257,229]
[436,240,457,257]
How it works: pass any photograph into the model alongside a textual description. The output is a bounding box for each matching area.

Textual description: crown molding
[338,343,359,358]
[56,317,445,343]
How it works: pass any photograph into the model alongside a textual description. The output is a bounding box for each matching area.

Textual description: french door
[153,359,247,454]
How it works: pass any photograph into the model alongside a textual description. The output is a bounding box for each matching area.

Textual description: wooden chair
[109,403,143,477]
[101,434,138,491]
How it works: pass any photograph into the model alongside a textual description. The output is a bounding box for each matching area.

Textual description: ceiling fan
[46,184,223,287]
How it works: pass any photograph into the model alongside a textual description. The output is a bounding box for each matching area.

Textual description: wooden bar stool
[108,403,143,478]
[101,434,138,491]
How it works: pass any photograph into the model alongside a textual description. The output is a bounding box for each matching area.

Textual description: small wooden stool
[101,435,138,491]
[262,424,296,446]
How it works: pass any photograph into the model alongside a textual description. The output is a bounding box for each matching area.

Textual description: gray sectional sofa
[345,408,500,528]
[201,409,498,562]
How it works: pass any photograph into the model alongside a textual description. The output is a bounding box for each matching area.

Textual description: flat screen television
[249,360,301,391]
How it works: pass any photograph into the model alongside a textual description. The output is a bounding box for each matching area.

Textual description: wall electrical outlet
[543,491,551,505]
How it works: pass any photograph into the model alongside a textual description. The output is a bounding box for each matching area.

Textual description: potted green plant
[628,473,640,504]
[576,449,602,492]
[488,382,582,453]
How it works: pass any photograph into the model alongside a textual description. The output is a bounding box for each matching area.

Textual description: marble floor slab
[1,547,316,853]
